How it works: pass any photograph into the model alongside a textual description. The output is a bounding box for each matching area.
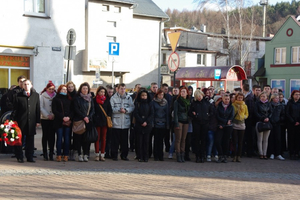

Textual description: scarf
[222,102,229,110]
[153,97,167,106]
[261,99,268,104]
[46,91,55,98]
[271,101,279,106]
[180,97,190,111]
[233,100,246,119]
[96,95,106,105]
[80,93,92,102]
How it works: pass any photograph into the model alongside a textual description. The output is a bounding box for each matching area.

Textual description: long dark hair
[95,86,108,98]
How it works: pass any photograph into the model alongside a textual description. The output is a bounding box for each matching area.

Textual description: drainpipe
[158,17,170,88]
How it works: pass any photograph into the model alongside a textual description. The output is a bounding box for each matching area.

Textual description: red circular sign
[286,28,293,37]
[168,52,180,72]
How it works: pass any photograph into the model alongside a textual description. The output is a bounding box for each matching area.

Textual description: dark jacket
[174,97,190,127]
[6,86,23,111]
[188,99,211,124]
[244,91,255,122]
[208,103,218,132]
[216,103,234,127]
[52,93,74,130]
[152,99,169,129]
[254,101,272,122]
[11,89,40,135]
[285,99,300,124]
[73,95,95,123]
[93,97,112,127]
[134,100,154,133]
[270,102,284,124]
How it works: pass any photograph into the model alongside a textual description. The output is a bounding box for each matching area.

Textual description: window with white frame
[274,48,286,64]
[197,54,206,65]
[114,6,121,13]
[107,36,116,42]
[107,21,117,28]
[24,0,49,17]
[292,46,300,63]
[102,5,109,12]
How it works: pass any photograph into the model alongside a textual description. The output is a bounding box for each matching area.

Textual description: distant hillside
[164,1,300,36]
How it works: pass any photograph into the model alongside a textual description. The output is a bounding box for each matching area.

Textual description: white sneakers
[270,154,275,159]
[168,153,173,159]
[214,155,219,162]
[78,155,84,162]
[206,155,211,162]
[84,155,89,162]
[276,155,285,160]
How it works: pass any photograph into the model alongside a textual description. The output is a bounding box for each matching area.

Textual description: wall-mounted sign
[214,69,221,79]
[290,79,300,95]
[0,55,30,67]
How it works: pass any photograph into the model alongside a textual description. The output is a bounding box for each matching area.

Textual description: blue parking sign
[109,42,120,56]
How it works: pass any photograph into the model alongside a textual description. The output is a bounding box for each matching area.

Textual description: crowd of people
[2,75,300,164]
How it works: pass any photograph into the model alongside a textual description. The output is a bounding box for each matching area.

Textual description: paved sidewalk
[0,129,300,199]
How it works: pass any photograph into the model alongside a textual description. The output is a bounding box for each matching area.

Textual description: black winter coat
[270,102,284,124]
[52,94,74,130]
[73,95,95,123]
[11,89,40,135]
[244,92,255,122]
[134,100,154,133]
[208,104,218,132]
[254,101,272,122]
[285,99,300,124]
[93,98,112,127]
[188,99,212,124]
[216,103,234,127]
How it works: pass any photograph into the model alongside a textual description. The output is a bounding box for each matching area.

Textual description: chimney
[200,24,206,32]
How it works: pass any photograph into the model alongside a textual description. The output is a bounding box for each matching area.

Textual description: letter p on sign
[109,42,120,56]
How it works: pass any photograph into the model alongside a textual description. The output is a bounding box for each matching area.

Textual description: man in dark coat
[11,79,40,163]
[6,75,26,111]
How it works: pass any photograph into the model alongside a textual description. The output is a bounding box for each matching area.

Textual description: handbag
[84,126,98,143]
[72,101,91,134]
[99,104,113,128]
[60,100,71,127]
[256,121,273,132]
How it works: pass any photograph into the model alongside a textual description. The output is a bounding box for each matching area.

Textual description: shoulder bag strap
[87,101,91,116]
[60,100,65,116]
[99,104,108,117]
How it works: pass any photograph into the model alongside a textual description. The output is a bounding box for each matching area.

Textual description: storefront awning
[176,65,247,81]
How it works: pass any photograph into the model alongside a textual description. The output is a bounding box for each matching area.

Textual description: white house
[0,0,168,93]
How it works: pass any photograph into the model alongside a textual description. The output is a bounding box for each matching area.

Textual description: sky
[152,0,291,11]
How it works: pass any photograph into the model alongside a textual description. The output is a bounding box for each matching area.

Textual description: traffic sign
[66,29,76,45]
[168,32,181,52]
[109,42,120,56]
[168,52,180,72]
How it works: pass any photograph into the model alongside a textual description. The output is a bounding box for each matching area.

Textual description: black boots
[43,152,48,161]
[180,152,185,162]
[176,153,182,162]
[49,152,54,161]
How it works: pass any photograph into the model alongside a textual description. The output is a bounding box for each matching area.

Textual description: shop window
[292,46,300,64]
[24,0,50,18]
[274,48,286,64]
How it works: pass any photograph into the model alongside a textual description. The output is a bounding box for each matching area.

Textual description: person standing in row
[189,89,211,163]
[254,92,273,159]
[285,90,300,160]
[134,89,154,162]
[231,93,248,162]
[40,81,56,161]
[215,94,234,163]
[152,89,169,161]
[6,75,26,111]
[73,82,95,162]
[173,87,190,163]
[52,85,73,162]
[93,86,112,161]
[268,93,285,160]
[110,83,135,161]
[11,79,40,163]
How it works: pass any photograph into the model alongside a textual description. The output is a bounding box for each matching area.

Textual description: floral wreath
[0,120,22,146]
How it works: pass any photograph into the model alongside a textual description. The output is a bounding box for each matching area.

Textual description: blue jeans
[169,133,175,154]
[56,127,71,156]
[207,130,218,156]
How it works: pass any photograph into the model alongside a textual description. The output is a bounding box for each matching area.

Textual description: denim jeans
[56,127,71,156]
[207,130,218,156]
[169,133,175,154]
